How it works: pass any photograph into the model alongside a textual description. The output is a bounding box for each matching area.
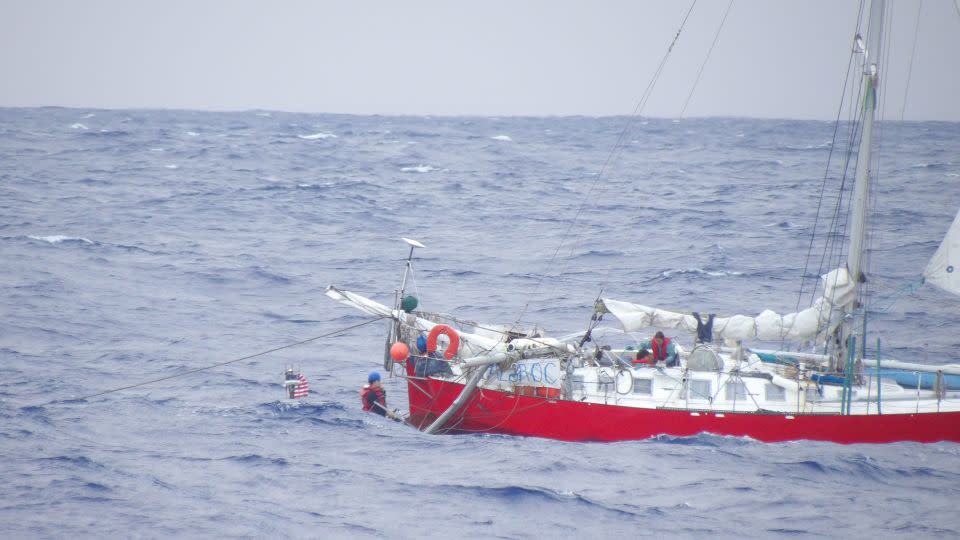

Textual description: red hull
[405,373,960,444]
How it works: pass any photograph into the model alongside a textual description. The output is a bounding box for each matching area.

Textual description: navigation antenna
[398,237,425,301]
[384,238,426,371]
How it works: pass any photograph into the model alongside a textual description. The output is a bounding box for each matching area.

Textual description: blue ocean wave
[434,483,643,517]
[219,453,289,466]
[39,455,105,469]
[78,129,133,138]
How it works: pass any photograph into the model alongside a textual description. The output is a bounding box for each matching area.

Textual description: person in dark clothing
[632,348,654,366]
[411,335,454,378]
[360,372,398,419]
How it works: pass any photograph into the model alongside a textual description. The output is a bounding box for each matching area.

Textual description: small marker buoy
[390,342,410,362]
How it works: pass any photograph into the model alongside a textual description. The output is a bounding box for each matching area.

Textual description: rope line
[870,275,926,314]
[513,0,699,328]
[40,317,386,406]
[680,0,734,118]
[794,2,866,316]
[899,0,923,120]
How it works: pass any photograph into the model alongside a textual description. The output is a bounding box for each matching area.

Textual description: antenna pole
[396,238,425,309]
[384,238,426,371]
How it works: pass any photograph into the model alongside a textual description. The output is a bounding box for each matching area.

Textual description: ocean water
[1,107,959,538]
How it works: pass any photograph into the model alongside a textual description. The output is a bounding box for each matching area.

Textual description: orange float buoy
[426,324,460,360]
[389,341,409,362]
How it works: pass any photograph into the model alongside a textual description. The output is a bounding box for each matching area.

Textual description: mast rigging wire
[899,0,923,120]
[794,0,867,317]
[680,0,735,119]
[33,317,386,408]
[514,0,699,328]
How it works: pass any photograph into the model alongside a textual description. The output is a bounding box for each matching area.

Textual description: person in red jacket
[360,372,398,420]
[638,331,679,367]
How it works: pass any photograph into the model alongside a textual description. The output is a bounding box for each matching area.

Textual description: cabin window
[595,370,618,392]
[688,379,712,400]
[725,381,747,401]
[632,378,652,396]
[765,383,786,402]
[571,375,585,394]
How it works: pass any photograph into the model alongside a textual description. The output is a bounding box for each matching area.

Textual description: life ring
[615,369,634,395]
[427,324,460,360]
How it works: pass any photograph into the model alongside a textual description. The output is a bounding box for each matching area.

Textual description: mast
[840,0,885,368]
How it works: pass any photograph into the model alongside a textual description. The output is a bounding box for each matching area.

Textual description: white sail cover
[923,209,960,296]
[602,268,856,342]
[325,286,506,356]
[325,286,394,318]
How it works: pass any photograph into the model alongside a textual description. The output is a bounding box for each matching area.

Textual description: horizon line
[2,104,957,124]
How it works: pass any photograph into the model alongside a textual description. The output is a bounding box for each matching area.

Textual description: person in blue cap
[411,336,429,377]
[360,371,398,419]
[412,334,453,378]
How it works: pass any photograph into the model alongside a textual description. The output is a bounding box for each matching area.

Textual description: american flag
[292,373,309,398]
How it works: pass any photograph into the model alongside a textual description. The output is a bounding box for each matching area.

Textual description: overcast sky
[2,0,959,120]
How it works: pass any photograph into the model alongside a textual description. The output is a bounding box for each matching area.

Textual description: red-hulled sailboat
[328,0,960,444]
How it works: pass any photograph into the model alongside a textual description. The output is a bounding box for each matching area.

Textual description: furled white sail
[923,209,960,297]
[325,286,505,356]
[602,268,856,342]
[325,286,394,318]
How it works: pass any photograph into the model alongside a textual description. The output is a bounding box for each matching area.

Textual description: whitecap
[946,173,959,177]
[70,123,88,130]
[165,164,179,169]
[662,268,743,278]
[149,148,165,152]
[298,132,337,140]
[764,221,795,229]
[29,235,93,245]
[186,131,199,137]
[490,135,512,142]
[82,113,95,119]
[401,164,437,173]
